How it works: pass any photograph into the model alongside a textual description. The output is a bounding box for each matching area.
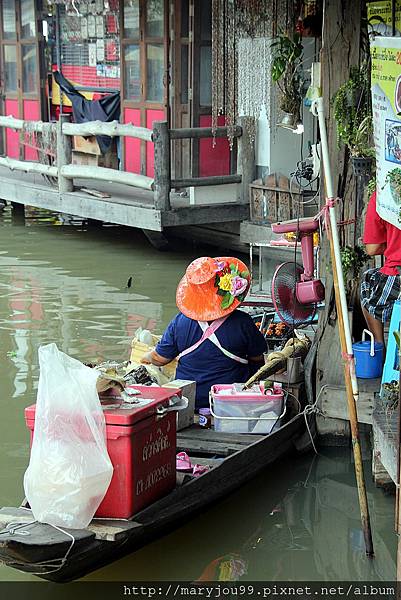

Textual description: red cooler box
[24,385,180,519]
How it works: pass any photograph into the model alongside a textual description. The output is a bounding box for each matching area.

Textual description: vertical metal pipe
[55,4,63,115]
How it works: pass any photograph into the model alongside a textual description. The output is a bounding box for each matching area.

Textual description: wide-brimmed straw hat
[176,256,251,321]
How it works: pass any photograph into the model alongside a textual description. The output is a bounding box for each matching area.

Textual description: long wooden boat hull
[0,412,313,582]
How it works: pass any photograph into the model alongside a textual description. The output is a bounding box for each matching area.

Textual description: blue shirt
[156,310,267,408]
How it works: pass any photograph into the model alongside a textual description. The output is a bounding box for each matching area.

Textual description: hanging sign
[371,36,401,229]
[367,1,401,35]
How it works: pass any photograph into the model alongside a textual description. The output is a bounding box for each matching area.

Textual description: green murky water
[0,205,397,582]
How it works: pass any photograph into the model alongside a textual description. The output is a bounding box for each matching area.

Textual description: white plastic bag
[24,343,113,529]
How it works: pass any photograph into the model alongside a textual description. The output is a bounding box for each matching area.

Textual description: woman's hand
[141,351,153,365]
[140,350,173,367]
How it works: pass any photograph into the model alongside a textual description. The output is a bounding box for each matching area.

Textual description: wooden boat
[0,402,314,583]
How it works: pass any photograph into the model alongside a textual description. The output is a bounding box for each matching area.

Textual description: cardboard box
[163,379,196,431]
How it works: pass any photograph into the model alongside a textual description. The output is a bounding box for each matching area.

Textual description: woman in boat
[141,256,267,409]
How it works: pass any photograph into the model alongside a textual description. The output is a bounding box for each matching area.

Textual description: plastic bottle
[198,408,212,428]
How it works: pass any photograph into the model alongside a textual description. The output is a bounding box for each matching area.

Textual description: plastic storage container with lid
[25,385,180,519]
[209,383,285,434]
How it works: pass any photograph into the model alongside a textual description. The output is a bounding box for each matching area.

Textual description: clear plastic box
[209,384,285,434]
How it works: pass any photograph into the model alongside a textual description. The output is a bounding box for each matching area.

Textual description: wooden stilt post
[57,114,73,193]
[237,116,255,205]
[313,97,374,556]
[153,121,171,211]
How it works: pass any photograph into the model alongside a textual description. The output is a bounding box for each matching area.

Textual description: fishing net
[19,121,58,186]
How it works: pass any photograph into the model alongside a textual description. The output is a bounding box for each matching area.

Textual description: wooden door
[189,0,231,177]
[121,0,169,177]
[0,0,45,159]
[170,0,190,179]
[170,0,231,179]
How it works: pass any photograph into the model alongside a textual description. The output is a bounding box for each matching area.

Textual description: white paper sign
[371,36,401,229]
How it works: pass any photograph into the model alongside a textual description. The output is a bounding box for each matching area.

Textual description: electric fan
[271,217,325,327]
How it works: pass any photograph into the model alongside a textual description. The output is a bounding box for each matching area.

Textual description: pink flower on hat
[231,276,248,297]
[214,260,228,272]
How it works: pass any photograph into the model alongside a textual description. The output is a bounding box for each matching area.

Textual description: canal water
[0,205,396,582]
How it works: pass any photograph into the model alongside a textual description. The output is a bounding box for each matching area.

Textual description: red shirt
[363,191,401,276]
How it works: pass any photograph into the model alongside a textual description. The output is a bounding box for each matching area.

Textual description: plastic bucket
[352,329,384,379]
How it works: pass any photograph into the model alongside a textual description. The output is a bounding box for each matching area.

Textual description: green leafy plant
[340,245,369,279]
[332,66,375,158]
[366,176,376,198]
[271,33,304,116]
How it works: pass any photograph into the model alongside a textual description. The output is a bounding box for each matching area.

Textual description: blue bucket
[353,329,384,379]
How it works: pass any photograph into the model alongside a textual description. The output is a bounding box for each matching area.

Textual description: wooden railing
[0,114,255,212]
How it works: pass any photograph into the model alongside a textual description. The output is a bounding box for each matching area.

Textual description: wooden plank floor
[0,167,248,232]
[177,425,264,457]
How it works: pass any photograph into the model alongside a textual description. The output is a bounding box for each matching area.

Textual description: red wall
[199,115,230,177]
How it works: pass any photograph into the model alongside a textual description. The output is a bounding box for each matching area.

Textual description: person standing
[361,191,401,343]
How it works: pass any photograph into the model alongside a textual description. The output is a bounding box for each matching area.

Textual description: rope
[300,384,330,455]
[0,519,76,575]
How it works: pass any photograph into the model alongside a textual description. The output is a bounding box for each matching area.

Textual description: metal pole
[312,97,374,556]
[55,5,63,115]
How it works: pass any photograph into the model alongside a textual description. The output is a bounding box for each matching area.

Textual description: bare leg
[362,307,385,344]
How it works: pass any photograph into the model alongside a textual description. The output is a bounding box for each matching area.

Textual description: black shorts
[360,268,400,323]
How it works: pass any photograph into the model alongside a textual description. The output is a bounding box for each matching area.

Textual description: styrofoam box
[163,379,196,431]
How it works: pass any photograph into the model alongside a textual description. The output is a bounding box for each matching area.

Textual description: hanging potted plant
[271,33,304,132]
[332,66,375,177]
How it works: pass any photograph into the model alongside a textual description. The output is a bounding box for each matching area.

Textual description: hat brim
[176,256,250,321]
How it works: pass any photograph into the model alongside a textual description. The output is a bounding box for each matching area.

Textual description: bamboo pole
[62,120,153,142]
[60,164,154,191]
[0,156,58,177]
[312,97,374,556]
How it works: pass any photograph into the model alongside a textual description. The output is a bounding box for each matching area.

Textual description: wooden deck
[319,378,380,425]
[0,166,248,232]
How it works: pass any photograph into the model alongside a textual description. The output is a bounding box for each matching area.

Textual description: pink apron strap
[178,316,228,359]
[178,316,248,365]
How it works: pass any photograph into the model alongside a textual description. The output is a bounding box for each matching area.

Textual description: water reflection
[82,451,396,582]
[0,205,397,582]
